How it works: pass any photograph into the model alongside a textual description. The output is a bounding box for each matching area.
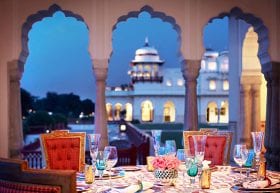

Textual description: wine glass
[96,151,107,191]
[185,150,198,192]
[192,135,207,174]
[251,131,264,179]
[104,146,118,187]
[151,130,162,156]
[233,144,249,183]
[87,133,101,165]
[165,140,177,156]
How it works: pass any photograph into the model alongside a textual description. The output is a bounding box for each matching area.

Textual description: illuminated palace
[105,38,229,124]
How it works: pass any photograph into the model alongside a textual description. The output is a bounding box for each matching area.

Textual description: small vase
[154,169,178,185]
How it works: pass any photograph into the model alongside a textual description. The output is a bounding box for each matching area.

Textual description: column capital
[240,84,251,93]
[8,60,24,82]
[181,60,200,82]
[93,59,108,81]
[241,74,262,85]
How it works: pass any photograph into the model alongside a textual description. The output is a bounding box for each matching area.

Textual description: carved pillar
[264,62,280,171]
[181,60,200,131]
[240,84,251,147]
[93,59,108,149]
[251,83,261,132]
[8,60,24,158]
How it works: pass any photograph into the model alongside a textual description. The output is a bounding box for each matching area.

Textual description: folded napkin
[208,188,233,193]
[242,177,280,189]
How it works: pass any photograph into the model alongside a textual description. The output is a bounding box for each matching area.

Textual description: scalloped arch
[19,4,89,65]
[206,7,270,72]
[111,5,183,62]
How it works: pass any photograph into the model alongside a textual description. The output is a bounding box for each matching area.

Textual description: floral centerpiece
[152,155,180,185]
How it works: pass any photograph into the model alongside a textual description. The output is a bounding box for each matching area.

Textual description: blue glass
[245,149,255,167]
[96,151,107,181]
[152,130,162,156]
[158,146,166,156]
[187,163,198,177]
[165,140,176,156]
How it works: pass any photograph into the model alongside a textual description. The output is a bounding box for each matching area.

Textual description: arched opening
[106,103,113,121]
[125,103,133,121]
[114,103,122,121]
[206,102,218,123]
[163,101,175,122]
[242,27,266,131]
[108,5,182,87]
[20,4,94,135]
[141,100,154,122]
[203,7,272,168]
[219,100,229,123]
[203,7,269,133]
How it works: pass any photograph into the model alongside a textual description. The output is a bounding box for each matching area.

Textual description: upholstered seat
[0,179,61,193]
[199,128,218,134]
[183,131,232,166]
[40,130,86,172]
[109,140,137,166]
[0,158,76,193]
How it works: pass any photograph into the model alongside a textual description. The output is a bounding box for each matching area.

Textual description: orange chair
[199,128,218,134]
[183,130,232,166]
[40,130,86,172]
[0,158,76,193]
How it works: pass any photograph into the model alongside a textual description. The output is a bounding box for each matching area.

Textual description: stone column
[240,84,251,147]
[93,59,108,149]
[251,83,261,132]
[8,60,24,158]
[264,62,280,171]
[181,60,200,131]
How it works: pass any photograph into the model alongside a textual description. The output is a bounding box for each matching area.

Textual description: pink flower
[152,155,180,170]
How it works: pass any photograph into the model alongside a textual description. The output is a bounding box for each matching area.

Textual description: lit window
[137,65,143,71]
[177,79,184,86]
[223,80,229,90]
[209,80,216,90]
[144,65,151,71]
[166,79,172,86]
[220,63,229,72]
[201,60,206,70]
[208,62,217,71]
[115,87,122,91]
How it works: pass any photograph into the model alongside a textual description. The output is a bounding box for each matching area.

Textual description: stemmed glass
[185,149,198,192]
[96,151,107,191]
[104,146,118,188]
[87,133,101,165]
[176,149,186,162]
[165,140,177,156]
[192,135,207,173]
[151,130,162,156]
[251,131,264,179]
[233,144,249,183]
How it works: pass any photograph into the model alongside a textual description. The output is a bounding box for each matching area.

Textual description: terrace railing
[21,150,43,169]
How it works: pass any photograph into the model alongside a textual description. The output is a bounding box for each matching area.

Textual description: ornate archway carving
[207,7,270,71]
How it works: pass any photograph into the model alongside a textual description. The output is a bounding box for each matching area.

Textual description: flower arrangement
[152,155,181,170]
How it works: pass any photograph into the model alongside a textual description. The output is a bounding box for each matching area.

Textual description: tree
[81,99,95,115]
[20,88,35,117]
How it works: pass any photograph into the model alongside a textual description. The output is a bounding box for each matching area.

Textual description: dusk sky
[21,11,228,101]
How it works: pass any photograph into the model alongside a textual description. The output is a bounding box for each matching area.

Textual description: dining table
[76,165,280,193]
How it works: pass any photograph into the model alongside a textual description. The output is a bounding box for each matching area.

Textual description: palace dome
[132,37,164,64]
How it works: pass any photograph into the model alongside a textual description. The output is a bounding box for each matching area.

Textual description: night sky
[20,11,228,101]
